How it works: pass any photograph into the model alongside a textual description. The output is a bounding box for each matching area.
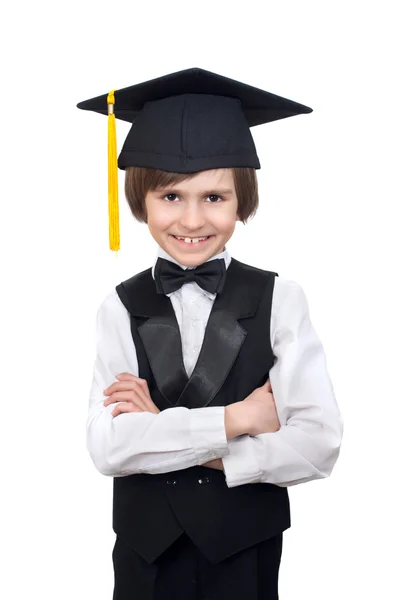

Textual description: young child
[78,68,343,600]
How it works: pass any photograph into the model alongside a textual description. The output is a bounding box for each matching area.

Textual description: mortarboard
[77,67,312,253]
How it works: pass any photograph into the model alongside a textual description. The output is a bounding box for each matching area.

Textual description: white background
[1,0,399,598]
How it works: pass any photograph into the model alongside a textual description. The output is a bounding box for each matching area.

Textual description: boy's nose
[178,208,207,231]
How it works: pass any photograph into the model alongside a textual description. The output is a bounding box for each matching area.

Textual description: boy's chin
[164,235,224,264]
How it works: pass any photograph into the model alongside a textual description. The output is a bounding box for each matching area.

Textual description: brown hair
[124,167,259,225]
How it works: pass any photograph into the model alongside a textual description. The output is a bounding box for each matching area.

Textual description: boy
[79,68,343,600]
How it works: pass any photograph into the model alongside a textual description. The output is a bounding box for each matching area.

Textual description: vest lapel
[126,258,266,409]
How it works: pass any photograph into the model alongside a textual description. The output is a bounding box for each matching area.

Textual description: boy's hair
[124,167,259,225]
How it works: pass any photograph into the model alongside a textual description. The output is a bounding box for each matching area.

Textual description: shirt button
[166,479,177,485]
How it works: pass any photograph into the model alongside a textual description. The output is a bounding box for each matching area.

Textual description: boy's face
[145,169,240,267]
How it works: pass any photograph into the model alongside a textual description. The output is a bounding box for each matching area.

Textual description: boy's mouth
[170,235,214,246]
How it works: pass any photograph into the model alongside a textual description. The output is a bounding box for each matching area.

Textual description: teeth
[174,236,209,244]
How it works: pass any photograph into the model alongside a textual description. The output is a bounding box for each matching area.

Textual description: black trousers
[112,531,283,600]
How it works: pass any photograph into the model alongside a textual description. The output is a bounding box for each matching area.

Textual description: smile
[170,235,214,246]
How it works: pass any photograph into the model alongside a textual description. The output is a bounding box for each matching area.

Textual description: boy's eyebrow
[157,187,234,195]
[202,188,234,196]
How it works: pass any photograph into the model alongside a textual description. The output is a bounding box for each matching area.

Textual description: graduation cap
[77,67,312,253]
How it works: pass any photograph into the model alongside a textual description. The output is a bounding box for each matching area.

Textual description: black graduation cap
[77,67,312,252]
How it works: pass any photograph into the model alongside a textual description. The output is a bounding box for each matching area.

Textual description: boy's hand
[202,458,224,471]
[242,378,280,436]
[203,379,278,468]
[103,373,160,417]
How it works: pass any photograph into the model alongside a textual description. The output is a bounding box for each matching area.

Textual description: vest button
[198,476,210,484]
[166,479,177,485]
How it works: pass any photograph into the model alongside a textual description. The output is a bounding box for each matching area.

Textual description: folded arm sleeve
[86,291,229,477]
[222,280,344,488]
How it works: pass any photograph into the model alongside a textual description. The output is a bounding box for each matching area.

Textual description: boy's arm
[87,291,234,477]
[221,280,344,488]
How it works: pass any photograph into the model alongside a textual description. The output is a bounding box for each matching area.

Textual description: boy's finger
[112,403,144,417]
[118,374,151,397]
[104,378,156,411]
[104,380,146,395]
[117,377,153,405]
[107,382,152,410]
[117,373,147,384]
[104,391,147,410]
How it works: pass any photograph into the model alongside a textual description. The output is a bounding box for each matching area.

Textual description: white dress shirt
[87,245,343,488]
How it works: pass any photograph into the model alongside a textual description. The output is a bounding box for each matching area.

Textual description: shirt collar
[151,244,232,299]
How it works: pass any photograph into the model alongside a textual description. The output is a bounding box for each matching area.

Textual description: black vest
[113,257,291,564]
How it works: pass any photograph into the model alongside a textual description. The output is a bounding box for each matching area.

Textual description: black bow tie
[154,257,227,295]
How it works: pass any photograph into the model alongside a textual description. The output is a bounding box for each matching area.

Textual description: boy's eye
[163,194,222,202]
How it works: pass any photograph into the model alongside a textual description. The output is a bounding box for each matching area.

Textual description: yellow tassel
[107,90,120,254]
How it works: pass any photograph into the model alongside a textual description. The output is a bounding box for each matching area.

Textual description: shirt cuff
[190,406,229,464]
[222,435,263,488]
